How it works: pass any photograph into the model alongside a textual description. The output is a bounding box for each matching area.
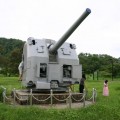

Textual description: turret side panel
[27,39,48,58]
[72,65,82,79]
[58,42,78,60]
[48,64,61,82]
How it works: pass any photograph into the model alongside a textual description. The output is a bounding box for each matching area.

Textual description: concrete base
[14,90,83,105]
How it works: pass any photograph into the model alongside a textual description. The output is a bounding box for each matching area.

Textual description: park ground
[0,77,120,120]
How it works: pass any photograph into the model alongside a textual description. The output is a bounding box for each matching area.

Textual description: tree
[8,48,23,75]
[0,38,24,76]
[78,53,120,79]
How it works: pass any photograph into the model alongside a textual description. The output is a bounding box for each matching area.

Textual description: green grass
[0,77,120,120]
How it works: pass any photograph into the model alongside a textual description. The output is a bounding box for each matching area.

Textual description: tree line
[0,38,120,79]
[78,53,120,80]
[0,38,25,76]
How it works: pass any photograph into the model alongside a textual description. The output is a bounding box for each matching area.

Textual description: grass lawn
[0,77,120,120]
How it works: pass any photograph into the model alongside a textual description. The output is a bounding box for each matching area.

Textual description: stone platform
[14,90,84,105]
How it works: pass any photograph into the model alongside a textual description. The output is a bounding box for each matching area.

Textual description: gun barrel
[49,8,91,53]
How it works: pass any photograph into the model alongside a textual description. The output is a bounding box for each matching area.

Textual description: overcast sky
[0,0,120,58]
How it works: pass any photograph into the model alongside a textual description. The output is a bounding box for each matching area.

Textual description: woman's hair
[105,80,108,83]
[82,74,86,79]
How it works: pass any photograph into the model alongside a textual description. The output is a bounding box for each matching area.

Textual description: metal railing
[1,86,97,108]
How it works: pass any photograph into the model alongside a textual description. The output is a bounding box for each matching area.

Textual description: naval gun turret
[19,8,91,92]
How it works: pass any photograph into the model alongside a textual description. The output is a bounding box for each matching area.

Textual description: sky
[0,0,120,58]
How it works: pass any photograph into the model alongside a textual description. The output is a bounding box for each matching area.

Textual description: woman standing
[103,80,109,96]
[79,74,86,93]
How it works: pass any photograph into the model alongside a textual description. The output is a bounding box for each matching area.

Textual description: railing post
[3,88,6,103]
[21,82,23,89]
[92,88,95,103]
[68,88,72,108]
[50,89,53,107]
[94,89,96,102]
[13,88,16,106]
[30,89,32,105]
[83,89,86,107]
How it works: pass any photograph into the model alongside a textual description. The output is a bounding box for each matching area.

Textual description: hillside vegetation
[0,38,25,76]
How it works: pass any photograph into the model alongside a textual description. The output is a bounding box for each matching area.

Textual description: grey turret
[20,8,91,91]
[49,8,91,53]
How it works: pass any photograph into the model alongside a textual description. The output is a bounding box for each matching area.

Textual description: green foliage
[0,38,25,76]
[0,38,24,56]
[79,53,120,78]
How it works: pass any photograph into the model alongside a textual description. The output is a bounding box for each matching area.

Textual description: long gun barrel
[49,8,91,53]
